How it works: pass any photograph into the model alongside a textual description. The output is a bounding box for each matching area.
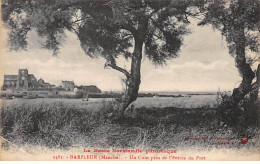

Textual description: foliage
[1,0,206,112]
[215,89,260,129]
[197,0,260,106]
[198,0,260,63]
[1,0,202,63]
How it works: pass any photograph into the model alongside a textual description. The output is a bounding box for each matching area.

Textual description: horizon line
[102,90,232,93]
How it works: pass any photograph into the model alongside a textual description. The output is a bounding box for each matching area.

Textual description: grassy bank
[0,100,259,150]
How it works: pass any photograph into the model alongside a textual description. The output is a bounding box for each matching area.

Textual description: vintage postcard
[0,0,259,161]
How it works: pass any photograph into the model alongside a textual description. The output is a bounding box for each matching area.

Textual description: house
[61,81,75,91]
[37,79,55,90]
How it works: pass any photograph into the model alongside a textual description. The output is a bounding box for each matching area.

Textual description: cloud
[140,60,240,92]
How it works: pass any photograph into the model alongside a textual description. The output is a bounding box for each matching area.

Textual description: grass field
[1,94,218,109]
[0,95,259,160]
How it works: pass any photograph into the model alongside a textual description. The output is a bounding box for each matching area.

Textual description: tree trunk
[231,28,255,106]
[117,35,143,117]
[231,55,255,105]
[250,64,260,102]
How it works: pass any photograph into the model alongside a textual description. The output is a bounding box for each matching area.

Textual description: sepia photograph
[0,0,259,161]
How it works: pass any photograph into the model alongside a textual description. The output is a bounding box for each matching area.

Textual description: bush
[215,91,260,129]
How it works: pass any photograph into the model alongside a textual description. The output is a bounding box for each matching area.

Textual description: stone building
[37,79,54,90]
[2,69,53,91]
[61,81,75,91]
[2,69,38,90]
[16,69,29,88]
[3,75,17,89]
[15,69,38,89]
[38,78,45,85]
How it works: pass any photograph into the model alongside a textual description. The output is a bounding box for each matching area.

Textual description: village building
[2,69,102,94]
[3,69,38,90]
[2,69,54,91]
[3,75,17,89]
[37,79,55,90]
[61,81,75,91]
[38,78,45,85]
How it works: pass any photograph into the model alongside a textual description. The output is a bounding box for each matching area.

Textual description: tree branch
[70,26,79,35]
[105,62,131,78]
[71,15,92,24]
[119,23,137,35]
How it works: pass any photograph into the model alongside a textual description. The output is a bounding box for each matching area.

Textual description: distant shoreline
[0,90,227,100]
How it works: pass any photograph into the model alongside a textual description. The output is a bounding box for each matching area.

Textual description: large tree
[198,0,260,106]
[1,0,203,117]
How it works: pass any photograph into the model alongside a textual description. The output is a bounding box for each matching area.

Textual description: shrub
[215,91,259,129]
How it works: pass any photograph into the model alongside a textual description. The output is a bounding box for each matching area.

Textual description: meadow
[0,94,259,158]
[1,94,218,109]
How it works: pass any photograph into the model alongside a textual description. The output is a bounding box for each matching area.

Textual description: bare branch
[71,15,92,24]
[70,26,79,35]
[123,33,133,39]
[120,24,137,35]
[105,62,131,78]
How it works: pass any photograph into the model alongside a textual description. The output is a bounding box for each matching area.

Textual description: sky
[0,18,247,92]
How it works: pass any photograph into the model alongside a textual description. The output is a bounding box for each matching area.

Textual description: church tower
[17,68,29,89]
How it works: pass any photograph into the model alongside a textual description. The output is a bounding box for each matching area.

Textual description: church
[2,68,102,94]
[2,69,51,90]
